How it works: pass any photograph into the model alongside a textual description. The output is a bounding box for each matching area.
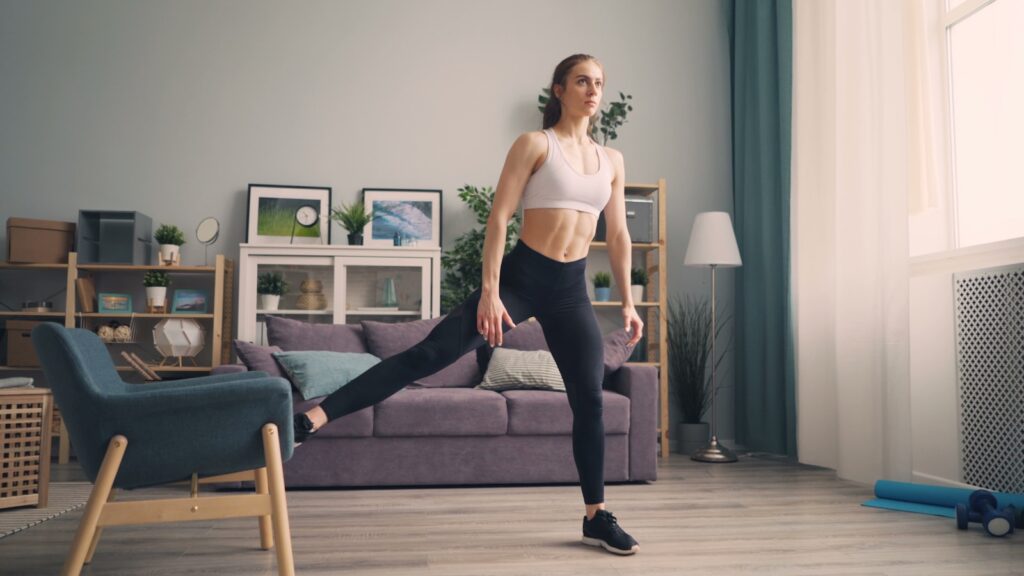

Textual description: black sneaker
[293,412,317,444]
[582,510,639,555]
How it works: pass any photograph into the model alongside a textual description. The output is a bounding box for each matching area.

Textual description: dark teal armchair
[32,323,297,576]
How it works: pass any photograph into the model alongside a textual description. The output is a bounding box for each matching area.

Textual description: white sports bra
[520,128,613,217]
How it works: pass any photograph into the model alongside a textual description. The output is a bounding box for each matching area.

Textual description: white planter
[159,244,180,265]
[145,286,167,306]
[259,294,281,311]
[630,285,645,304]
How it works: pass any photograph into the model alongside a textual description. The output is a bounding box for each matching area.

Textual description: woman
[295,54,643,556]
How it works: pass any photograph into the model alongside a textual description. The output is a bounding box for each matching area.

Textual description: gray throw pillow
[475,347,566,393]
[475,324,636,379]
[233,340,286,379]
[272,351,381,400]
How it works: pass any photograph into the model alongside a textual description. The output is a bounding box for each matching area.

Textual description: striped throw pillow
[475,347,566,392]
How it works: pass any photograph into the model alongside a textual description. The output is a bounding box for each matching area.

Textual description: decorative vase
[630,285,645,304]
[295,279,327,310]
[145,286,167,306]
[676,422,710,456]
[380,278,397,307]
[347,233,364,246]
[259,293,280,311]
[158,244,180,265]
[594,287,611,302]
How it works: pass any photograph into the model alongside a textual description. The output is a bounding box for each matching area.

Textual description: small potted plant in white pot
[257,272,288,311]
[592,271,612,302]
[143,271,170,311]
[330,201,375,246]
[154,224,186,265]
[630,267,648,305]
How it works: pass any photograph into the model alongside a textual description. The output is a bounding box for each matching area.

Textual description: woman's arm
[478,131,545,347]
[602,148,644,346]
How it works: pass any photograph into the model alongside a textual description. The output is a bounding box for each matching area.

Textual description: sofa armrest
[608,364,658,481]
[212,363,249,375]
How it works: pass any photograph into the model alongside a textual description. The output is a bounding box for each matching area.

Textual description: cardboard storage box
[6,218,76,264]
[5,320,42,367]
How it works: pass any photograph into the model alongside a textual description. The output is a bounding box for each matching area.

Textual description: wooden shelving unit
[590,179,670,458]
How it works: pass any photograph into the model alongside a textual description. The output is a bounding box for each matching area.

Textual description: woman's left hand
[622,305,643,347]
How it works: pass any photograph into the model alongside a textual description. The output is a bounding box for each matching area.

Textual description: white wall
[0,0,736,444]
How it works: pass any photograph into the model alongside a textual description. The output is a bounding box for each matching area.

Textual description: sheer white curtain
[792,0,942,484]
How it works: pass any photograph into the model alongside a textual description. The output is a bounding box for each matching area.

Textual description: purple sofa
[216,315,658,488]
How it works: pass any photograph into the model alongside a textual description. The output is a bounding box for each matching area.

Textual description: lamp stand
[692,264,738,463]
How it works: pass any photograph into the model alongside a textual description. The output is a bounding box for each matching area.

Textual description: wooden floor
[2,453,1021,576]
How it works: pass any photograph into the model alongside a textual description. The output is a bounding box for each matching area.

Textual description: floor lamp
[684,211,742,463]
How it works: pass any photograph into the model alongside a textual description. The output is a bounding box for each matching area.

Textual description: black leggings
[318,239,607,504]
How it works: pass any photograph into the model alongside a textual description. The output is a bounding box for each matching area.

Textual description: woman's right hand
[477,289,516,348]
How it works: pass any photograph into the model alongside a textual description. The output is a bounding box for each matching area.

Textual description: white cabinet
[238,244,441,345]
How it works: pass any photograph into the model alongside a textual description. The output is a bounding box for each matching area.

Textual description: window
[945,0,1024,248]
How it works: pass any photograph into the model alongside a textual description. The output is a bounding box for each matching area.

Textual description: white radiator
[954,265,1024,493]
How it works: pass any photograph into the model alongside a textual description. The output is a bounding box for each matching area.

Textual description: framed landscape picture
[97,293,133,314]
[171,289,208,314]
[361,188,442,248]
[246,184,331,245]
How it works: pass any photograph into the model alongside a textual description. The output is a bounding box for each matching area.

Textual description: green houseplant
[257,272,288,312]
[154,224,185,265]
[592,271,612,302]
[331,201,375,246]
[629,267,648,304]
[537,89,634,144]
[667,295,728,455]
[142,271,170,308]
[440,185,521,313]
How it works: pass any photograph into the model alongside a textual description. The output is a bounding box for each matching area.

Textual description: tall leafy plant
[440,185,521,313]
[537,89,634,144]
[667,295,729,424]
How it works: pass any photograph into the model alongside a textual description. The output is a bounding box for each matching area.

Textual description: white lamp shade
[153,319,205,358]
[684,211,742,268]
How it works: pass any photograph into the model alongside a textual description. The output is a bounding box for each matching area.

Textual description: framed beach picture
[98,293,133,314]
[361,188,442,248]
[171,289,209,314]
[246,184,332,245]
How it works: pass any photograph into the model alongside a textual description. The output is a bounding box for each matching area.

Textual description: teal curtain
[727,0,796,456]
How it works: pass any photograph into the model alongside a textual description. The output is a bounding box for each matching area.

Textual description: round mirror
[196,217,220,245]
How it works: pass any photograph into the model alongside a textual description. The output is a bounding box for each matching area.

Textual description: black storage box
[77,211,153,265]
[595,198,655,243]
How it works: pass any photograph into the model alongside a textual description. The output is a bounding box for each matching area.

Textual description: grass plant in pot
[592,271,612,302]
[257,272,288,311]
[667,295,726,456]
[154,224,185,265]
[630,267,648,305]
[143,271,170,312]
[331,201,375,246]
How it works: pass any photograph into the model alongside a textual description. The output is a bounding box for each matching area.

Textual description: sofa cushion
[294,393,373,438]
[361,317,480,388]
[476,321,636,379]
[503,389,630,436]
[374,388,507,437]
[273,351,381,400]
[233,340,286,379]
[266,315,368,353]
[476,347,566,392]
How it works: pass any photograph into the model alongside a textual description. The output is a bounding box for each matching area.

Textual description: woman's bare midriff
[519,208,598,262]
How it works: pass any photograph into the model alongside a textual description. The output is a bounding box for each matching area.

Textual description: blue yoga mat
[862,480,1024,518]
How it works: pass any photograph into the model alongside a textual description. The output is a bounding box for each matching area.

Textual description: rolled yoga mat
[863,480,1024,518]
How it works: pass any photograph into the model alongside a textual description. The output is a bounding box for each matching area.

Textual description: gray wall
[0,0,737,445]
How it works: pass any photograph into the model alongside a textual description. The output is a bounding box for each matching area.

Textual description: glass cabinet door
[245,255,334,345]
[335,257,429,325]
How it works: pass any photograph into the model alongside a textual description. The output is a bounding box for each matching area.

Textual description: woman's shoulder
[508,130,549,161]
[602,145,624,165]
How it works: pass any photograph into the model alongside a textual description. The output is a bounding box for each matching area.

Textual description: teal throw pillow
[272,351,381,400]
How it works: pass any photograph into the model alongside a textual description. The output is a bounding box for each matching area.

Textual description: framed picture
[246,184,332,245]
[98,293,133,314]
[361,188,442,248]
[171,289,208,314]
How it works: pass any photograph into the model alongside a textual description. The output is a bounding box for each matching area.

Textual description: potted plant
[592,271,612,302]
[330,201,375,246]
[667,295,728,455]
[142,271,170,309]
[257,272,288,311]
[154,224,186,265]
[630,267,648,305]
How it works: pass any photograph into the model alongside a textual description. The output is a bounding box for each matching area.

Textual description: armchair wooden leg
[255,467,274,550]
[62,435,126,576]
[262,424,295,576]
[84,491,115,564]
